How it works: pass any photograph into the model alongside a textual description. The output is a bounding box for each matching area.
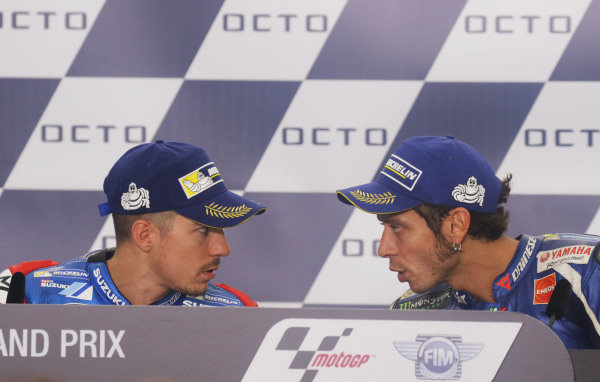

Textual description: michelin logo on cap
[121,183,150,211]
[380,155,422,191]
[179,163,223,199]
[452,176,485,207]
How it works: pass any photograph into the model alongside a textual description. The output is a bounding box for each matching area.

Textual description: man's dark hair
[112,211,177,246]
[413,174,512,242]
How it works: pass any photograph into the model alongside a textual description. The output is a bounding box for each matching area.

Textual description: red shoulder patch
[9,260,60,275]
[215,283,258,307]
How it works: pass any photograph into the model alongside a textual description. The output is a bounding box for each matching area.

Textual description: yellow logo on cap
[178,164,222,199]
[205,202,252,219]
[350,190,395,205]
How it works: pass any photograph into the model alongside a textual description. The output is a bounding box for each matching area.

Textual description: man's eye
[381,222,402,232]
[388,224,402,232]
[198,227,208,234]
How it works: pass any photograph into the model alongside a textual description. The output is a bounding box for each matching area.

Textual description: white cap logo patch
[452,176,485,206]
[121,182,150,211]
[178,163,223,199]
[183,172,213,192]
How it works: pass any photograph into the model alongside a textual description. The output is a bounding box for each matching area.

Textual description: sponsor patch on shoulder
[50,269,89,278]
[542,234,560,241]
[33,270,53,277]
[537,245,594,272]
[40,279,69,289]
[399,289,416,300]
[534,273,556,305]
[544,233,599,241]
[59,282,94,301]
[183,294,238,306]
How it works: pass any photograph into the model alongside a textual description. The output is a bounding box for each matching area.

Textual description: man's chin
[177,284,208,297]
[407,283,429,295]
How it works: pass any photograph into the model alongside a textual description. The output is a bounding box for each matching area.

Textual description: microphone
[6,272,25,304]
[546,278,571,329]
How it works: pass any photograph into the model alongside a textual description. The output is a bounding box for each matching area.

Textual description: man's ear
[443,207,471,244]
[130,219,157,252]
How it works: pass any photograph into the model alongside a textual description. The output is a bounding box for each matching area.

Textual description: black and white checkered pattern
[1,0,599,307]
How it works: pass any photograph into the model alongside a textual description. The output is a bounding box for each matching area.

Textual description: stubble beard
[175,284,208,297]
[434,237,457,263]
[154,240,221,297]
[171,258,222,297]
[411,237,458,294]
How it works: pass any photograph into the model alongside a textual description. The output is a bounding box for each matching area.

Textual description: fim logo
[394,334,484,380]
[276,327,371,382]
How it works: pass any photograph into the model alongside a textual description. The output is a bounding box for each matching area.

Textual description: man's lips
[390,268,408,282]
[202,267,218,279]
[201,260,221,280]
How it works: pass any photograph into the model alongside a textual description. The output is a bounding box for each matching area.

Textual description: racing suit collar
[491,235,540,300]
[86,249,182,306]
[453,235,541,308]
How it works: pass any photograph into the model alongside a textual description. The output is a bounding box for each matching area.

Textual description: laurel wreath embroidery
[350,190,395,205]
[205,202,252,219]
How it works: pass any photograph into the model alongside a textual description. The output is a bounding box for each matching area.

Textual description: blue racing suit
[391,233,600,349]
[0,249,256,307]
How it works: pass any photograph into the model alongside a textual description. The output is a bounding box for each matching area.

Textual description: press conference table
[0,305,592,381]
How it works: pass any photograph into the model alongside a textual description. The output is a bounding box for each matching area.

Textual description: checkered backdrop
[1,0,599,307]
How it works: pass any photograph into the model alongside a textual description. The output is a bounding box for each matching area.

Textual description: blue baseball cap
[98,140,266,228]
[337,135,502,214]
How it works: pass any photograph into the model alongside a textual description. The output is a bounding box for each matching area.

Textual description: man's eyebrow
[377,211,407,223]
[377,215,390,223]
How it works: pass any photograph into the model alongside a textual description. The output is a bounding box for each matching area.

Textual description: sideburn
[434,235,457,263]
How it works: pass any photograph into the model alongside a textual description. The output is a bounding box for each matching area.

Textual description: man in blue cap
[0,141,265,307]
[337,135,600,349]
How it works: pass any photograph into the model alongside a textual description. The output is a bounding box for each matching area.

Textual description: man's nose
[377,226,398,258]
[209,229,230,257]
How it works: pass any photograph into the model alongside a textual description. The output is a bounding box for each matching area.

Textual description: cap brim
[176,190,266,229]
[336,181,422,214]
